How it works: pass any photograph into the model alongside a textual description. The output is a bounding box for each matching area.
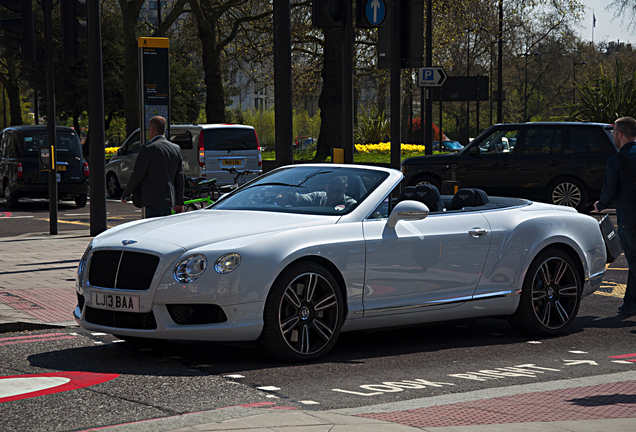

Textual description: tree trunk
[119,0,145,136]
[315,29,342,161]
[197,20,225,123]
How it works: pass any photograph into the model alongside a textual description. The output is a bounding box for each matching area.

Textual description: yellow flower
[354,143,426,155]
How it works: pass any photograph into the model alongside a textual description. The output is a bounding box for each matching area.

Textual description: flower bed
[355,143,426,155]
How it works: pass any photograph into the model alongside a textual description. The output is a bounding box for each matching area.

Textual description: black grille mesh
[167,304,228,325]
[88,250,160,290]
[85,306,157,329]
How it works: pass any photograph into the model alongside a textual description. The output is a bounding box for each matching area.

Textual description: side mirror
[387,200,430,228]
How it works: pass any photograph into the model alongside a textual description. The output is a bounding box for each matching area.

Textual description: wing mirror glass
[387,200,430,228]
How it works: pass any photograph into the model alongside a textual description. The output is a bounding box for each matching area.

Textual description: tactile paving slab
[0,288,76,323]
[357,380,636,427]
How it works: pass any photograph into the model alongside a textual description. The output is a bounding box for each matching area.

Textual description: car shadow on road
[26,317,549,375]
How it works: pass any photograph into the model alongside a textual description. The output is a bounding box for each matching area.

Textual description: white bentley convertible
[75,164,608,361]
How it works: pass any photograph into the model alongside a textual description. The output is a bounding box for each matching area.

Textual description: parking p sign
[418,67,447,87]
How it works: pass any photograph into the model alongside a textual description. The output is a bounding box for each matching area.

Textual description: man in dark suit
[121,116,184,218]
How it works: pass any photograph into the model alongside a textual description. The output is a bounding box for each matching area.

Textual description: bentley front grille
[88,250,160,290]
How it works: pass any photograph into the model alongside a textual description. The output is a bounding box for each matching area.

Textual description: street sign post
[418,67,447,87]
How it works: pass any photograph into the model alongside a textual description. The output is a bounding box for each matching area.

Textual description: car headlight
[214,253,241,274]
[174,254,208,283]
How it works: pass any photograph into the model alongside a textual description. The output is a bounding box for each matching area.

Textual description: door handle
[469,228,487,237]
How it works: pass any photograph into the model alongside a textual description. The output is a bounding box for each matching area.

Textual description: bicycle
[219,167,255,193]
[181,177,221,212]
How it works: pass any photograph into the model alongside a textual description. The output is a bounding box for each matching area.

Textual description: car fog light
[174,254,208,283]
[214,253,241,274]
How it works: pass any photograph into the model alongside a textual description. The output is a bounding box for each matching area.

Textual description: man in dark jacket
[121,116,184,218]
[595,116,636,316]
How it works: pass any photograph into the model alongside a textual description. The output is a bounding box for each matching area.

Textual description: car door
[512,126,558,201]
[116,131,141,188]
[362,210,492,316]
[455,127,518,196]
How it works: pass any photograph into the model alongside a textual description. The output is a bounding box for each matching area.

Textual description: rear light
[17,163,23,178]
[255,131,262,167]
[198,130,205,168]
[83,162,90,177]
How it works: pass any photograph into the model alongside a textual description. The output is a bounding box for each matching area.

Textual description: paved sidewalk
[0,231,93,331]
[1,232,635,432]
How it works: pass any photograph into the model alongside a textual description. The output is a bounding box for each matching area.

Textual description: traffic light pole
[390,0,401,169]
[87,0,107,236]
[43,0,58,234]
[424,0,432,155]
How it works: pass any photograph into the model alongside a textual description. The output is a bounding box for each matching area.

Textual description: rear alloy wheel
[549,178,587,212]
[5,186,18,208]
[510,248,581,336]
[258,262,344,362]
[75,194,88,208]
[106,173,123,199]
[411,175,441,190]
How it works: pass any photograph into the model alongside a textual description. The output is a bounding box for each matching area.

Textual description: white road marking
[563,360,598,366]
[225,374,245,379]
[611,360,635,364]
[300,401,320,405]
[0,377,70,398]
[258,386,280,391]
[91,333,107,336]
[568,350,587,354]
[527,341,542,344]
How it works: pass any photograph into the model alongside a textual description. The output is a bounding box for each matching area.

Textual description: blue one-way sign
[366,0,386,26]
[418,67,447,87]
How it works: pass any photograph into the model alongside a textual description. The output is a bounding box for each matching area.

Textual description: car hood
[92,210,338,251]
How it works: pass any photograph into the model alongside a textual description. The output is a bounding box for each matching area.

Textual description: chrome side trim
[585,270,605,283]
[362,289,521,315]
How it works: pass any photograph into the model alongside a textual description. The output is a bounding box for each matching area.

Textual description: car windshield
[212,166,389,215]
[444,141,463,150]
[21,133,82,155]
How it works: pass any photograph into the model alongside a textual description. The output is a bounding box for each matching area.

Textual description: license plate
[57,165,67,171]
[222,159,241,166]
[91,291,140,312]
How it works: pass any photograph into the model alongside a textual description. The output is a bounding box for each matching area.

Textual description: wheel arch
[547,174,590,201]
[407,172,442,188]
[274,255,350,317]
[533,242,586,290]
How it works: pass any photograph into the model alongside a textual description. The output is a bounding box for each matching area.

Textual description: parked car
[105,124,262,198]
[75,164,607,362]
[402,122,616,212]
[432,140,464,152]
[0,125,89,208]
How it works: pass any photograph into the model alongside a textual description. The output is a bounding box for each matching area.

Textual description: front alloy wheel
[258,262,343,362]
[511,248,581,336]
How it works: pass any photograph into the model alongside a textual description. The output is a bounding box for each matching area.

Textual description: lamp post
[572,61,587,104]
[524,52,541,122]
[466,27,472,144]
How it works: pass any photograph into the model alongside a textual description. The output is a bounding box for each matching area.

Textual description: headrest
[397,186,416,202]
[448,188,490,210]
[413,184,444,212]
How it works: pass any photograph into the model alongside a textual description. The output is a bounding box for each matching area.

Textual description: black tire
[5,186,18,208]
[258,262,344,362]
[107,173,123,199]
[75,194,88,208]
[548,178,588,212]
[409,174,441,190]
[510,248,581,336]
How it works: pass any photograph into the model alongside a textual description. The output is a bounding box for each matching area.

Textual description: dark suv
[401,122,616,212]
[0,126,89,208]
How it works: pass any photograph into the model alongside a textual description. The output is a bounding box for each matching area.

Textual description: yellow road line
[597,282,626,298]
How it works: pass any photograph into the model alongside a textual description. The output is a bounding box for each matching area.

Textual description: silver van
[105,124,262,198]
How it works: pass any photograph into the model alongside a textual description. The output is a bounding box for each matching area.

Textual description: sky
[579,0,634,44]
